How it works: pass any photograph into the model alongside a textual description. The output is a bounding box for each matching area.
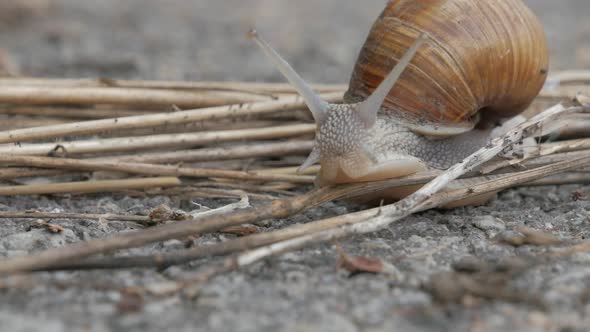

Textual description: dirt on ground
[0,1,589,331]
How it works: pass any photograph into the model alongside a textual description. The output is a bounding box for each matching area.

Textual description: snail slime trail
[249,0,548,188]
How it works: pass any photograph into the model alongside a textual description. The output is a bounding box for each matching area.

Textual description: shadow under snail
[249,0,550,197]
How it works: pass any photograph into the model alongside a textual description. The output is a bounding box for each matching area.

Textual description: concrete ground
[0,1,589,331]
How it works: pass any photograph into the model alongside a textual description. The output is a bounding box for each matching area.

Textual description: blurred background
[0,0,588,83]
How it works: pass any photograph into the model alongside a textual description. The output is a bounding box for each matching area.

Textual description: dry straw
[0,75,588,289]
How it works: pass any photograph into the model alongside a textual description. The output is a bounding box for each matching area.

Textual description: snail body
[250,0,549,187]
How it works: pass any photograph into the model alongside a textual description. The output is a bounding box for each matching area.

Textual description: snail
[249,0,549,188]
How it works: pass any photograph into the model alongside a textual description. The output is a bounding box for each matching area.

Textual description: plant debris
[424,258,545,308]
[220,224,261,236]
[571,189,590,201]
[28,220,64,233]
[148,204,188,225]
[117,288,145,314]
[335,245,397,276]
[496,227,563,246]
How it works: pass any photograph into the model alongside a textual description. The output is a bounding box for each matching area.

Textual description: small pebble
[471,215,506,237]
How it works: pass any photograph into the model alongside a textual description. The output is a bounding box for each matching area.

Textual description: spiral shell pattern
[345,0,549,135]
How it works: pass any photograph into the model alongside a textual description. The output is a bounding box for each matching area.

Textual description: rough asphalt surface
[1,0,590,331]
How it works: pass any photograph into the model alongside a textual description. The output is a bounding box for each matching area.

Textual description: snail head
[249,29,427,184]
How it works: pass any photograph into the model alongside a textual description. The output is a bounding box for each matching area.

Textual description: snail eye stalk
[248,29,329,125]
[357,34,428,127]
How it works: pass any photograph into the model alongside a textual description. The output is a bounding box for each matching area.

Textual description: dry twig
[38,157,587,271]
[0,77,347,94]
[0,103,586,274]
[0,93,340,144]
[0,86,277,107]
[0,211,150,223]
[0,123,315,155]
[107,140,313,163]
[0,155,314,184]
[0,177,181,196]
[0,106,163,119]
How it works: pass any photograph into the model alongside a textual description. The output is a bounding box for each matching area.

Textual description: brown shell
[345,0,549,135]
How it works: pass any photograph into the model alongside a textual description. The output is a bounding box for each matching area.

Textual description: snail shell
[345,0,549,136]
[249,0,550,189]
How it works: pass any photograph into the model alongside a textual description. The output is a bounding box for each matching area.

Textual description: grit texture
[0,1,589,331]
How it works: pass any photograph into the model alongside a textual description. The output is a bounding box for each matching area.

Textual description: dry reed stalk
[0,140,586,187]
[0,211,150,223]
[4,72,583,92]
[0,93,340,144]
[0,186,335,273]
[0,123,315,155]
[546,70,590,85]
[0,86,281,107]
[193,182,298,196]
[0,155,315,184]
[45,105,586,273]
[0,106,161,119]
[37,156,590,272]
[0,148,582,274]
[255,165,320,176]
[0,77,347,93]
[94,120,291,140]
[0,177,181,196]
[0,168,65,180]
[480,138,590,174]
[0,103,582,274]
[529,172,590,186]
[0,116,71,130]
[158,187,276,200]
[539,86,589,99]
[518,150,590,168]
[539,138,590,155]
[0,152,573,273]
[107,140,313,163]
